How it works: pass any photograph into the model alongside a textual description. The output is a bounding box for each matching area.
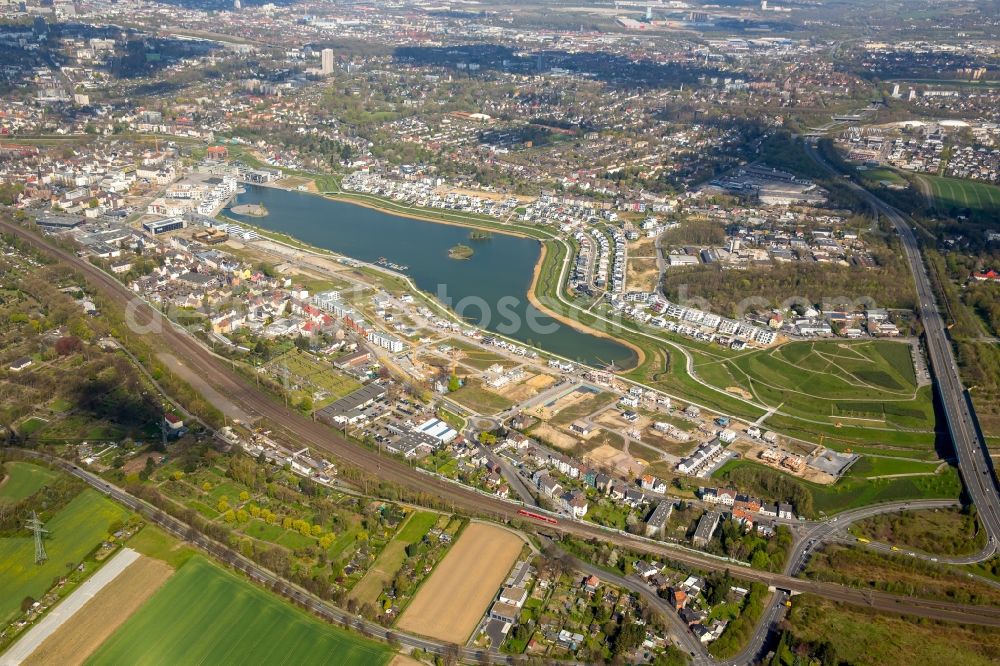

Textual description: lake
[226,185,637,369]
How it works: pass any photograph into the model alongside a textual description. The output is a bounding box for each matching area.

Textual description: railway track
[4,218,999,631]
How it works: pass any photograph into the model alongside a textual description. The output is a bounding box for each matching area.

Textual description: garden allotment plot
[699,340,934,433]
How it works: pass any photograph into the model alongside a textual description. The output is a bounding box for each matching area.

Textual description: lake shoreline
[526,243,645,370]
[228,182,638,369]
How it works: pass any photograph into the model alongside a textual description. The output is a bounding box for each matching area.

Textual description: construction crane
[26,511,48,564]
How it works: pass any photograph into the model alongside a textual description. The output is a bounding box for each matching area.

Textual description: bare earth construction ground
[396,523,522,644]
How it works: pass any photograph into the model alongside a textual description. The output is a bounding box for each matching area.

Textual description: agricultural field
[922,174,1000,216]
[397,522,523,643]
[86,556,393,666]
[0,462,57,503]
[774,594,1000,666]
[22,553,173,666]
[0,489,132,625]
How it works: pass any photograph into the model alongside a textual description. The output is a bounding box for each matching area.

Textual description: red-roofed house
[972,269,1000,283]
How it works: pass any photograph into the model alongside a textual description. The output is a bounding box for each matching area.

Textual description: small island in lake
[448,243,474,260]
[231,203,268,217]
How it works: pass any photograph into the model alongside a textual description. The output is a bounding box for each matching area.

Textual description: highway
[804,143,1000,545]
[4,217,1000,657]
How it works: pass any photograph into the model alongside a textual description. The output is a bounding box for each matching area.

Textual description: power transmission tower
[26,511,48,564]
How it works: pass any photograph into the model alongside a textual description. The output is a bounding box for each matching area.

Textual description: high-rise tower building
[321,48,334,75]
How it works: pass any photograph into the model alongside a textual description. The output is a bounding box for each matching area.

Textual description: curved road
[804,143,1000,545]
[3,220,1000,632]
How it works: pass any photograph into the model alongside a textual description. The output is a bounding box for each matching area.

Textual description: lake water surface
[227,186,636,368]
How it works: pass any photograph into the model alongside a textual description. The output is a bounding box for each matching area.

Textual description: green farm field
[0,489,132,624]
[349,510,440,605]
[87,556,392,666]
[923,174,1000,215]
[0,462,58,503]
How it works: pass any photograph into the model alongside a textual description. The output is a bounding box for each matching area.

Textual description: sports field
[923,174,1000,214]
[86,556,392,666]
[0,462,58,503]
[695,340,934,437]
[0,489,132,625]
[350,510,440,606]
[397,522,523,643]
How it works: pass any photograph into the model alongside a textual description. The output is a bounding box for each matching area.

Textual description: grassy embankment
[772,594,1000,666]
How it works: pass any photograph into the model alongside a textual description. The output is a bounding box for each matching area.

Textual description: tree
[54,336,83,355]
[705,570,733,605]
[139,455,155,481]
[613,622,645,655]
[448,373,461,392]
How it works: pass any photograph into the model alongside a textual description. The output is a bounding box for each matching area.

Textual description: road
[804,143,1000,545]
[4,219,1000,631]
[15,450,520,666]
[741,499,993,661]
[1,548,141,665]
[785,499,970,575]
[568,555,716,666]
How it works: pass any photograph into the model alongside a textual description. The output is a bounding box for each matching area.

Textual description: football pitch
[86,556,392,666]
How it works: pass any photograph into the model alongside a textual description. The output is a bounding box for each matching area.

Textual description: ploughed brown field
[396,522,523,644]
